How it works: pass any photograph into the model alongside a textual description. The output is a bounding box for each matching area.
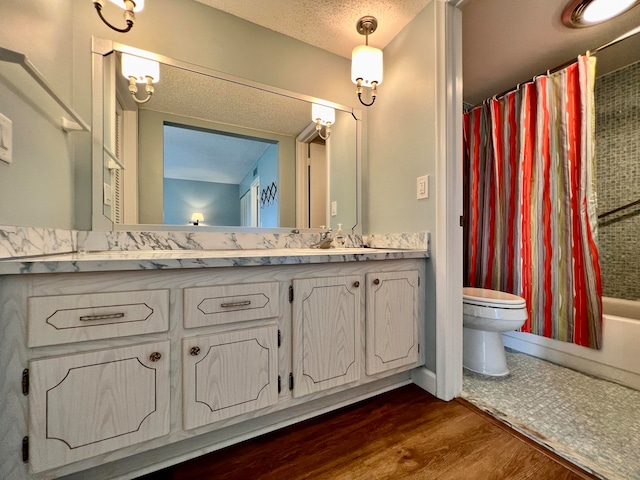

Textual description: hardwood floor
[140,384,599,480]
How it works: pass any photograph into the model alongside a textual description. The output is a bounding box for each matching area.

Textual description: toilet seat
[463,287,526,309]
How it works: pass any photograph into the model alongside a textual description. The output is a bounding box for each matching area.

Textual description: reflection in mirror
[94,40,360,232]
[162,124,279,227]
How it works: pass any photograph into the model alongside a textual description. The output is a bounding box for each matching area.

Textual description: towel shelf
[0,46,90,133]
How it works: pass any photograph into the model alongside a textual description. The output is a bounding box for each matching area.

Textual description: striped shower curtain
[463,55,603,349]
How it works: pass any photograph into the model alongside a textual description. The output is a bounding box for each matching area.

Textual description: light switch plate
[331,201,337,216]
[0,113,13,164]
[417,175,429,199]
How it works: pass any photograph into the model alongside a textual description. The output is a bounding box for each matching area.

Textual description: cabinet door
[365,271,419,375]
[182,325,278,430]
[28,341,170,473]
[292,276,362,398]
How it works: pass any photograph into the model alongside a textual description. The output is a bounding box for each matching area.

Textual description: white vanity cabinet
[182,325,279,429]
[291,275,363,397]
[27,340,170,473]
[0,255,427,480]
[182,282,281,429]
[365,271,419,375]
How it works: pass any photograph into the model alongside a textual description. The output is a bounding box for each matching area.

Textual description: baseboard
[411,367,437,396]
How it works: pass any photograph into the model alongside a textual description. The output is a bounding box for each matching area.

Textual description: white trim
[446,0,473,7]
[411,367,437,395]
[434,0,464,401]
[295,139,309,229]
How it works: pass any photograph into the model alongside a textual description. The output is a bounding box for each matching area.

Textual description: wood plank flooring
[140,384,599,480]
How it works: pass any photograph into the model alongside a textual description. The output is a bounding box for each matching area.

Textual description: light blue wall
[0,0,76,228]
[258,144,279,228]
[368,1,439,371]
[163,178,240,226]
[367,2,437,234]
[239,143,279,228]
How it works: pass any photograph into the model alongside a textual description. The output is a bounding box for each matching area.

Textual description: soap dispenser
[334,223,345,247]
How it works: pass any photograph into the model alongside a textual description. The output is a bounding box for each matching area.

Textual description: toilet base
[463,328,509,376]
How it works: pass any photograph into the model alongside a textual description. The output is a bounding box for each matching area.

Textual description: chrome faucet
[313,228,333,249]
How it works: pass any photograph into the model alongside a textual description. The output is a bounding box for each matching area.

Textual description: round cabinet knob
[190,346,201,356]
[149,352,162,362]
[373,278,380,285]
[353,281,360,288]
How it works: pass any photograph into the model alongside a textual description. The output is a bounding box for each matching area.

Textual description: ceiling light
[351,16,383,107]
[312,104,335,140]
[93,0,144,33]
[562,0,640,27]
[121,53,160,104]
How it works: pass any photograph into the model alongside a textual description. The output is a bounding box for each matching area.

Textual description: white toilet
[463,287,528,376]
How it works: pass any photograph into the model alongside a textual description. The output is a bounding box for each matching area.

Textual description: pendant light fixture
[562,0,640,27]
[312,104,335,140]
[351,16,383,107]
[93,0,144,33]
[121,53,160,104]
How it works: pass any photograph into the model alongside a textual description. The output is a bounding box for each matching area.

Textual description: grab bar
[598,198,640,219]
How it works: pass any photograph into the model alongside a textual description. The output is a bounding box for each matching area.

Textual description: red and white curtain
[463,55,603,349]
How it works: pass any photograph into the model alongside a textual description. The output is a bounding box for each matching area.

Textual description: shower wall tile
[595,60,640,301]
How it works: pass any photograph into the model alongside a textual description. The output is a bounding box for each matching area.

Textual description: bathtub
[502,296,640,390]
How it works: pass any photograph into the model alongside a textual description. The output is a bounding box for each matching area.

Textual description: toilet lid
[463,287,526,308]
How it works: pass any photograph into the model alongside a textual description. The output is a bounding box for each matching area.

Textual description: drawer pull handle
[149,352,162,362]
[190,346,201,356]
[79,312,125,322]
[373,279,380,285]
[353,281,360,288]
[220,300,251,308]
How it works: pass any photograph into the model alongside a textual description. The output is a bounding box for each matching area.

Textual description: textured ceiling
[163,125,272,184]
[194,0,431,58]
[462,0,640,105]
[150,61,312,137]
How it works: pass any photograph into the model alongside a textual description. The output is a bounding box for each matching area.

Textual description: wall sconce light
[121,53,160,104]
[190,212,204,226]
[312,104,336,140]
[93,0,144,33]
[351,16,383,107]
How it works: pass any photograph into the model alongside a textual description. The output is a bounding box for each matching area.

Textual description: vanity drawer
[28,290,169,347]
[184,282,279,328]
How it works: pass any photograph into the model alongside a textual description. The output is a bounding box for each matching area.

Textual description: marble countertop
[0,247,429,275]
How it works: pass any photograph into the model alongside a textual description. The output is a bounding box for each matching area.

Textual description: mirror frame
[91,37,362,233]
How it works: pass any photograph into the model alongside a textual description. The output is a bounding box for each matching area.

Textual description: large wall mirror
[91,38,361,232]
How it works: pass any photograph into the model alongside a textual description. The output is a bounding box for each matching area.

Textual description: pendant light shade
[351,16,383,107]
[121,53,160,104]
[121,53,160,84]
[108,0,144,12]
[312,104,335,140]
[351,45,383,87]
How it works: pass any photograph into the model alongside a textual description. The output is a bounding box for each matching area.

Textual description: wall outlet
[331,201,337,216]
[417,175,429,200]
[0,113,13,164]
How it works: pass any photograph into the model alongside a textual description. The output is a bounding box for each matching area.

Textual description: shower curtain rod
[466,24,640,110]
